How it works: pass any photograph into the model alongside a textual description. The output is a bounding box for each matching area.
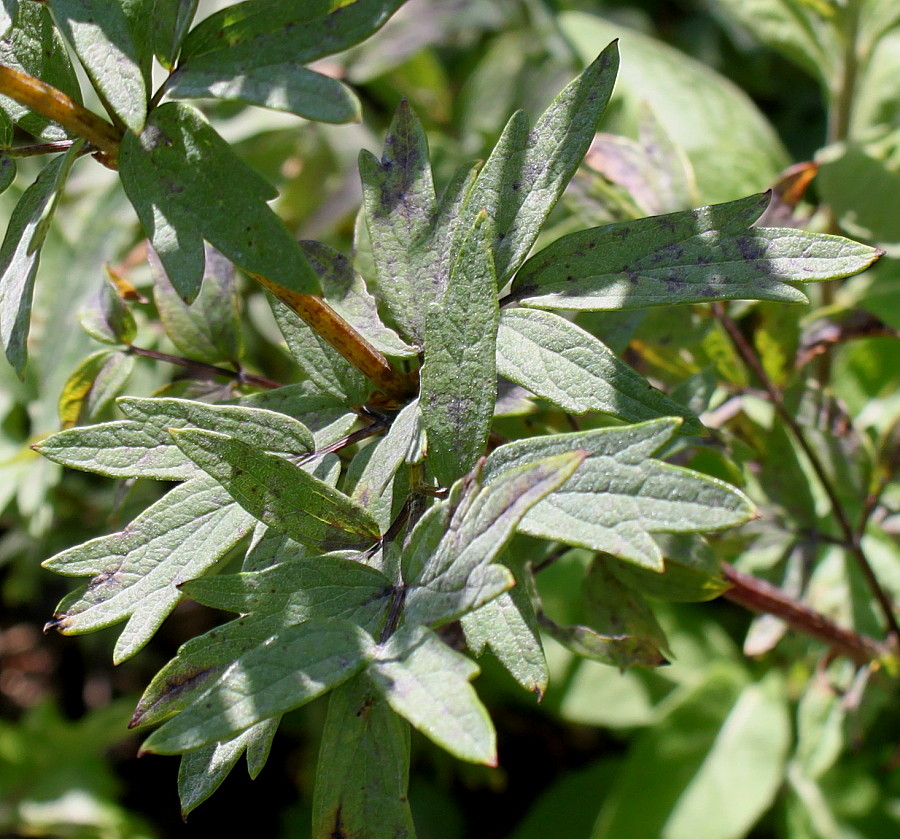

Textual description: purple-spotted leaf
[42,476,256,663]
[420,211,499,486]
[120,102,322,302]
[482,419,755,570]
[170,428,382,549]
[510,194,883,311]
[139,618,374,754]
[312,674,415,839]
[459,41,619,284]
[402,450,584,628]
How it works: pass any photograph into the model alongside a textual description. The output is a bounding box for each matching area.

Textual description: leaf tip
[42,616,63,634]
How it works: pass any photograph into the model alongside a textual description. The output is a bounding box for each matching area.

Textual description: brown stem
[6,140,78,157]
[722,563,886,665]
[127,345,282,390]
[250,272,418,406]
[0,64,122,166]
[713,303,900,642]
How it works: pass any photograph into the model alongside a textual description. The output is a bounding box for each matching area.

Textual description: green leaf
[178,717,279,817]
[359,100,438,345]
[312,674,415,839]
[0,154,14,194]
[181,554,392,632]
[611,534,730,603]
[460,41,619,284]
[482,419,755,570]
[43,476,256,662]
[591,673,791,839]
[78,274,137,346]
[538,614,668,670]
[150,244,242,364]
[583,556,671,660]
[120,396,315,455]
[0,1,18,39]
[170,428,382,549]
[497,308,703,433]
[35,397,315,480]
[511,194,883,311]
[140,618,374,753]
[47,0,148,133]
[369,626,496,766]
[462,580,548,697]
[350,398,421,532]
[420,212,499,487]
[236,382,358,449]
[151,0,198,70]
[119,102,321,302]
[402,451,584,628]
[302,240,415,358]
[57,348,134,428]
[167,0,404,121]
[0,3,82,140]
[271,297,370,405]
[0,143,82,375]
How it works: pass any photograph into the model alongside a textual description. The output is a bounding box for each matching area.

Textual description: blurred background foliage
[1,1,899,837]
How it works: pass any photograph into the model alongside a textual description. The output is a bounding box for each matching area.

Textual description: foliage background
[1,0,898,837]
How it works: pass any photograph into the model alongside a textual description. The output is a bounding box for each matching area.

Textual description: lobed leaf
[359,100,437,345]
[312,674,415,839]
[420,212,500,486]
[170,428,381,549]
[462,581,548,697]
[150,244,243,364]
[35,397,316,480]
[482,419,755,570]
[402,450,584,628]
[459,41,619,284]
[140,618,374,754]
[369,626,496,766]
[510,194,883,311]
[178,717,279,817]
[119,102,321,302]
[48,0,148,133]
[167,0,404,121]
[42,476,256,663]
[497,308,703,433]
[181,555,392,631]
[0,143,82,375]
